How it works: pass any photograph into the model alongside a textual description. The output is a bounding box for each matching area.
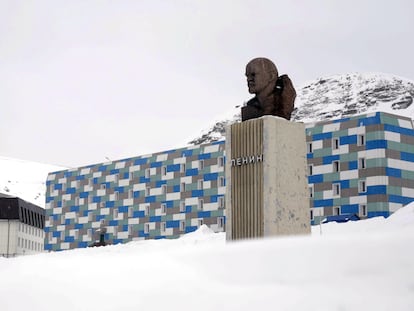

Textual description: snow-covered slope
[189,72,414,144]
[293,72,414,122]
[0,156,66,208]
[1,203,413,311]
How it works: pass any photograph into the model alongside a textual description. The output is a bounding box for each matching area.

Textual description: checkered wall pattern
[306,111,414,224]
[44,111,414,251]
[45,141,226,251]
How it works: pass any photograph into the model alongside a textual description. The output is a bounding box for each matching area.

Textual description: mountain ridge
[189,72,414,145]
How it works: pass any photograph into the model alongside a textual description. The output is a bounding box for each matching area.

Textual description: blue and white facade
[44,111,414,250]
[306,112,414,224]
[45,142,226,251]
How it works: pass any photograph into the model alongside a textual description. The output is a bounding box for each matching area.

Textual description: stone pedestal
[225,116,310,240]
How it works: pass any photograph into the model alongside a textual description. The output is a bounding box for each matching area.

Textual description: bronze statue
[242,57,296,121]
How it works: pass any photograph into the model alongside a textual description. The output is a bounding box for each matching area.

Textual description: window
[198,199,204,210]
[359,204,367,217]
[87,229,92,239]
[179,220,186,231]
[162,166,167,176]
[100,219,106,226]
[218,196,225,208]
[130,172,134,181]
[144,223,150,234]
[197,179,204,190]
[217,217,224,229]
[358,134,365,146]
[333,161,340,172]
[113,209,118,219]
[128,189,133,199]
[180,182,186,192]
[88,178,93,187]
[145,205,150,216]
[179,201,186,212]
[218,156,225,167]
[180,163,186,173]
[308,164,313,176]
[309,185,314,198]
[145,187,151,196]
[128,206,134,217]
[62,199,66,207]
[88,196,93,204]
[114,174,119,183]
[62,183,67,191]
[61,214,65,224]
[219,176,225,187]
[114,191,119,201]
[161,184,167,195]
[310,209,314,221]
[74,230,79,240]
[99,202,105,208]
[333,206,341,216]
[358,157,366,169]
[76,180,80,188]
[18,237,21,247]
[199,160,204,170]
[359,180,367,193]
[128,225,133,236]
[88,212,93,222]
[161,203,166,214]
[160,222,166,234]
[332,183,340,197]
[113,227,118,237]
[145,168,150,178]
[197,219,203,227]
[100,184,106,190]
[332,138,340,150]
[307,142,313,153]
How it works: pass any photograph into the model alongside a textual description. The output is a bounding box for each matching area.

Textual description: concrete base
[225,116,310,240]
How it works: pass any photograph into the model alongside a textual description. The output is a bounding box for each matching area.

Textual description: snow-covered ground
[1,203,413,311]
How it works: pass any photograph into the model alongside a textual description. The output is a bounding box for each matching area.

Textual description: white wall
[0,220,18,257]
[17,223,45,255]
[0,220,45,256]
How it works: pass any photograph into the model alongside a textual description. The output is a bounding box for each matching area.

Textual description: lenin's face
[245,60,273,94]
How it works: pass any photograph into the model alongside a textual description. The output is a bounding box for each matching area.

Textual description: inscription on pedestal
[231,154,263,167]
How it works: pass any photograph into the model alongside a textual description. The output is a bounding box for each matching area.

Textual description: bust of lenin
[242,58,296,121]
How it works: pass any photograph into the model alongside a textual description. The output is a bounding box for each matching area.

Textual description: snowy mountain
[189,72,414,145]
[0,156,66,208]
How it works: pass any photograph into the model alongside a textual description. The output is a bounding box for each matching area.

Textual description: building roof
[0,196,45,228]
[0,192,16,199]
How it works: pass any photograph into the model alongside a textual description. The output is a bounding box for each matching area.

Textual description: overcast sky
[1,0,413,168]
